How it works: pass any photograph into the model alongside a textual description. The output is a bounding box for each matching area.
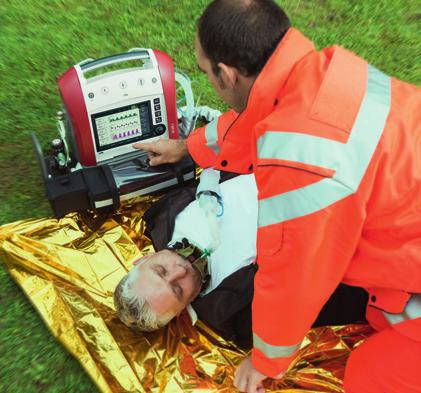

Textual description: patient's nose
[167,264,188,282]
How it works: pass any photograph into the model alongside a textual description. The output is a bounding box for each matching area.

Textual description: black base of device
[32,132,196,218]
[46,159,196,218]
[45,164,120,217]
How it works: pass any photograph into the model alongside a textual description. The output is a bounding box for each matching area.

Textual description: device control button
[153,98,160,104]
[119,81,127,89]
[154,104,161,111]
[156,117,162,123]
[155,111,161,117]
[155,124,166,135]
[152,77,158,84]
[138,78,145,86]
[101,87,109,95]
[88,92,95,99]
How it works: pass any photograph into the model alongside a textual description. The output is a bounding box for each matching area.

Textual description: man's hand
[234,355,266,393]
[133,139,188,166]
[234,355,285,393]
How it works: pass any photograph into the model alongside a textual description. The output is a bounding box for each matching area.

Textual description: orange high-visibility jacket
[187,28,421,377]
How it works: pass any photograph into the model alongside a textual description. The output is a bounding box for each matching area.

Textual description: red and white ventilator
[32,48,206,217]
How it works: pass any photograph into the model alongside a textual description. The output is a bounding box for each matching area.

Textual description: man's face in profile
[195,34,240,112]
[131,250,202,319]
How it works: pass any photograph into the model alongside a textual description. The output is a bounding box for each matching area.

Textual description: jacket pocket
[256,223,283,257]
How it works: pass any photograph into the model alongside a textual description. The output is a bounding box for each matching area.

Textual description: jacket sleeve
[251,139,367,377]
[186,110,238,168]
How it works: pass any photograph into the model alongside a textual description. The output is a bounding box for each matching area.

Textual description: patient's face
[131,250,202,319]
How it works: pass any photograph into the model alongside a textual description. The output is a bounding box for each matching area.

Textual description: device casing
[58,49,179,166]
[33,49,196,217]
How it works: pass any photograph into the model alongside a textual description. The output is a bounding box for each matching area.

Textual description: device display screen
[91,101,153,152]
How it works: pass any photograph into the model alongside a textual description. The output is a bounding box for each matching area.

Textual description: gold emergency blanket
[0,199,373,393]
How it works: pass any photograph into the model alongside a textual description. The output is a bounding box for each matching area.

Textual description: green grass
[0,0,419,391]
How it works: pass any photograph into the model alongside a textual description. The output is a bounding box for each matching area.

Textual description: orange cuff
[186,127,217,168]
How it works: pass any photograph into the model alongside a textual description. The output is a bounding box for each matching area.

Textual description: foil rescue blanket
[0,198,373,393]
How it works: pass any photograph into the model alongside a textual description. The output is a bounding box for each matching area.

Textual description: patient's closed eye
[172,284,183,299]
[154,265,184,300]
[157,265,166,276]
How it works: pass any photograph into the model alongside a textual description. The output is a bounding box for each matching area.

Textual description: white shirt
[171,174,258,296]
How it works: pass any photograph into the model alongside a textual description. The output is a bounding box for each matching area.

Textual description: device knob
[155,124,167,135]
[51,138,64,151]
[51,138,68,172]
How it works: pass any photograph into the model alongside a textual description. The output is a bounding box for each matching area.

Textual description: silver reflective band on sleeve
[258,132,342,174]
[253,334,301,359]
[205,118,221,155]
[258,65,391,228]
[383,294,421,325]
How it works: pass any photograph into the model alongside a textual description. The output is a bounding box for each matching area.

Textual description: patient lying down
[114,174,368,346]
[114,174,258,332]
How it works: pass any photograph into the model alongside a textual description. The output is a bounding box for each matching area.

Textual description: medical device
[32,49,197,217]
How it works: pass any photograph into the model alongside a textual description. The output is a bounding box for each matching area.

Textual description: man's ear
[218,62,240,89]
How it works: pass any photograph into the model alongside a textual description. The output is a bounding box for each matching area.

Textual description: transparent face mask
[167,238,210,289]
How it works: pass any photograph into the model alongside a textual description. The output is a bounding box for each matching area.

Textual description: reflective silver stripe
[253,333,301,359]
[383,294,421,325]
[258,132,342,174]
[258,65,391,227]
[205,118,221,155]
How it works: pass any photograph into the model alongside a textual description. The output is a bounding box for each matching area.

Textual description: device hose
[196,168,223,253]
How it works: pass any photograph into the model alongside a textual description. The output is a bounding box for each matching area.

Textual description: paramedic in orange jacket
[135,1,421,392]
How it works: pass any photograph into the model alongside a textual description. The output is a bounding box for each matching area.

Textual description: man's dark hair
[198,0,291,76]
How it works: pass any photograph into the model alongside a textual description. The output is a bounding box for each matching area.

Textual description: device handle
[128,47,148,53]
[79,50,150,73]
[76,58,95,67]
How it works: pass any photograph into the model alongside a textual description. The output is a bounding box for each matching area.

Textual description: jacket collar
[245,28,315,124]
[219,28,315,173]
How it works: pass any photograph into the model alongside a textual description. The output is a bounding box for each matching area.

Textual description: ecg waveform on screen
[109,112,138,122]
[96,108,142,147]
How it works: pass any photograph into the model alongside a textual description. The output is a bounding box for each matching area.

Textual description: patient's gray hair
[113,266,173,332]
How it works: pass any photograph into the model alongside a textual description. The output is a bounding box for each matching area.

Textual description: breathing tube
[196,168,223,253]
[175,71,224,252]
[175,69,221,138]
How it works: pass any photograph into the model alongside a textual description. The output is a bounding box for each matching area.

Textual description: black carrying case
[46,165,119,217]
[44,156,196,218]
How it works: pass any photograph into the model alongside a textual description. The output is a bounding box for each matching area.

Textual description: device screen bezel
[91,100,154,153]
